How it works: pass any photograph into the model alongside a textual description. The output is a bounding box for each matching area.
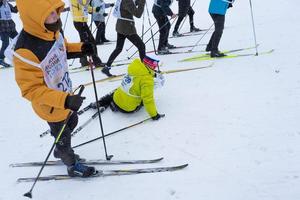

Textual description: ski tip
[152,157,164,162]
[178,164,189,169]
[24,191,32,198]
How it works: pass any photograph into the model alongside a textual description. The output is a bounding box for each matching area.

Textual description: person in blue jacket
[206,0,233,57]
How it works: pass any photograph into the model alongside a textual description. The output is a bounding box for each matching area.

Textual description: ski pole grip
[77,85,85,96]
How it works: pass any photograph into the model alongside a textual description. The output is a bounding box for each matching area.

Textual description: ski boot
[172,30,183,37]
[210,51,226,58]
[67,161,97,177]
[190,26,201,32]
[101,65,115,77]
[0,59,12,68]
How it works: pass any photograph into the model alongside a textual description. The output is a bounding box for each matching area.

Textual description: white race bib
[39,34,72,93]
[154,73,165,89]
[120,74,140,98]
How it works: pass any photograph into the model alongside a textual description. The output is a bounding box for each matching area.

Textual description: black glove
[228,3,233,8]
[65,95,86,111]
[95,7,101,12]
[110,3,115,7]
[152,113,165,120]
[63,7,70,12]
[81,42,96,56]
[103,13,108,17]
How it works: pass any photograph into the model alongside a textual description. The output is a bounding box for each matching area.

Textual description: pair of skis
[180,45,274,62]
[12,157,188,182]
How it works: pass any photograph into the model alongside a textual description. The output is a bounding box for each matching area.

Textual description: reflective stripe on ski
[180,49,274,62]
[17,164,188,182]
[10,157,164,168]
[179,45,261,62]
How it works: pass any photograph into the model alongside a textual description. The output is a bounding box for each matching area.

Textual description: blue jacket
[208,0,229,15]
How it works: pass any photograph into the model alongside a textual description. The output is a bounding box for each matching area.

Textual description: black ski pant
[47,112,78,166]
[207,14,225,52]
[98,92,142,113]
[153,14,170,50]
[174,7,195,32]
[94,21,106,44]
[106,33,145,67]
[73,22,103,66]
[0,31,18,59]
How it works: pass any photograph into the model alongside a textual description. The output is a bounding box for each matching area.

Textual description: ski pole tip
[24,191,32,198]
[107,155,114,160]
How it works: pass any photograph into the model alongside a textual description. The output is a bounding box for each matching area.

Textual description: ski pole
[39,103,94,138]
[73,117,152,149]
[85,34,113,160]
[71,107,105,137]
[141,10,145,41]
[128,16,177,60]
[23,85,85,199]
[188,23,214,52]
[145,1,157,55]
[125,21,157,52]
[63,10,69,32]
[248,0,258,55]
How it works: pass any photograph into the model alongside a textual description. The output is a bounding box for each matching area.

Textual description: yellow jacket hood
[16,0,65,41]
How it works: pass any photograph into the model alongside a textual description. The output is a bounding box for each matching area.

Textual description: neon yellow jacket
[113,59,158,117]
[70,0,95,22]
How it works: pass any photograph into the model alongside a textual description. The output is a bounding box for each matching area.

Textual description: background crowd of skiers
[2,0,234,178]
[1,0,234,71]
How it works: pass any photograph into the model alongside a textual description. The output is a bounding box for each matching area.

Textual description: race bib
[121,74,134,94]
[40,34,72,93]
[154,73,165,89]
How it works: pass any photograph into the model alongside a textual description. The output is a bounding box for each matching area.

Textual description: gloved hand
[152,113,165,120]
[63,7,70,12]
[103,13,108,17]
[81,42,96,56]
[95,7,101,12]
[65,95,86,111]
[228,3,233,8]
[110,3,115,7]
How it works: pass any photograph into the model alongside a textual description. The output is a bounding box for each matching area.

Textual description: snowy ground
[1,0,300,199]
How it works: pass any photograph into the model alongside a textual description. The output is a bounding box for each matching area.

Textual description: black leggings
[73,22,102,66]
[106,33,145,66]
[48,112,78,166]
[207,14,225,52]
[94,21,106,43]
[174,7,195,32]
[154,14,170,50]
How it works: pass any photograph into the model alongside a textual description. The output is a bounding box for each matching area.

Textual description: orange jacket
[14,0,82,122]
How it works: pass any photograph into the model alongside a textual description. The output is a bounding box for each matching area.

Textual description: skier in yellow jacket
[93,56,165,120]
[13,0,97,177]
[70,0,104,68]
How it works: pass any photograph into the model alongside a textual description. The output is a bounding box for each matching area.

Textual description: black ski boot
[0,59,12,68]
[210,51,226,58]
[67,161,97,177]
[101,65,115,77]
